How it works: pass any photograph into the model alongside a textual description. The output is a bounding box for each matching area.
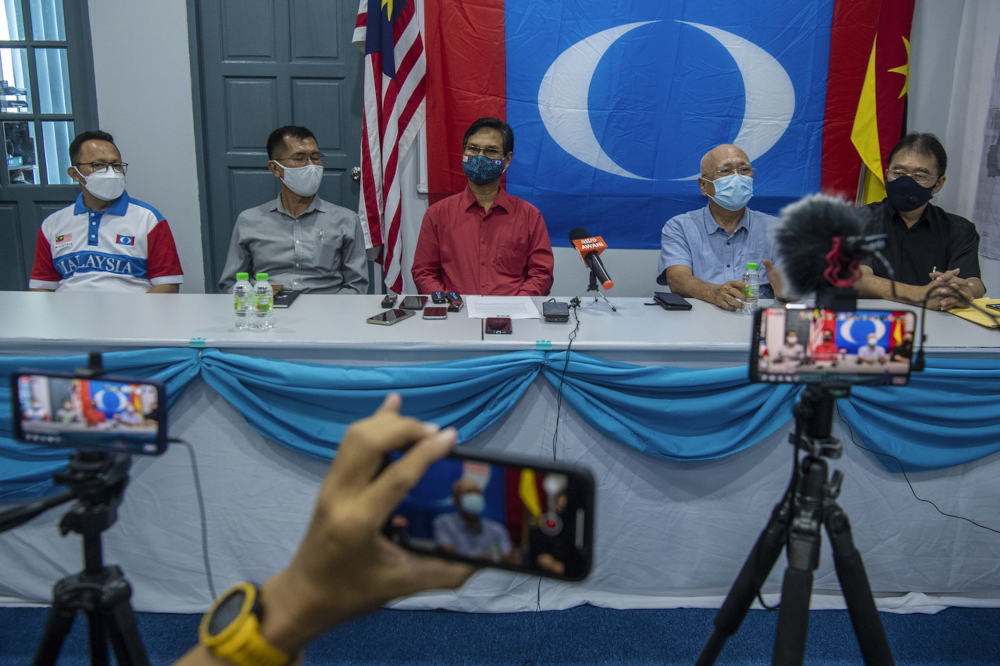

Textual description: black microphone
[568,227,614,290]
[772,194,884,296]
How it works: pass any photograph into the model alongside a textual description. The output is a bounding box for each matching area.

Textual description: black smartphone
[749,305,916,386]
[380,294,397,309]
[272,290,300,309]
[423,307,448,320]
[400,295,427,311]
[985,303,1000,312]
[447,299,464,313]
[485,317,512,334]
[385,446,595,580]
[431,291,448,304]
[366,309,416,326]
[653,291,692,311]
[12,371,168,455]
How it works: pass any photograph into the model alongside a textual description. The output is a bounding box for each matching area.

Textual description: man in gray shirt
[218,126,368,294]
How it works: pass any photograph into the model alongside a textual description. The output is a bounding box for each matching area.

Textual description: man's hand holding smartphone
[176,395,475,665]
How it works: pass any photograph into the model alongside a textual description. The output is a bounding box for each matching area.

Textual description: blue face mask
[459,492,485,516]
[462,154,505,185]
[708,173,754,211]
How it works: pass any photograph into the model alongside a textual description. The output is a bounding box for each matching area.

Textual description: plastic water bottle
[253,272,274,330]
[741,262,759,315]
[233,272,253,330]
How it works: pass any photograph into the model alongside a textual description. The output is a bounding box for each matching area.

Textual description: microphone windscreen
[568,227,591,242]
[774,194,865,296]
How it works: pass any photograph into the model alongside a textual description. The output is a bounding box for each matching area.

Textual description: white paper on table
[464,296,542,319]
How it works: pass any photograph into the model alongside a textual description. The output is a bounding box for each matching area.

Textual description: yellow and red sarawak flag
[823,0,915,201]
[852,0,915,203]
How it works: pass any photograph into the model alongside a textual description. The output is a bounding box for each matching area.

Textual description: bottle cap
[255,273,269,281]
[236,272,249,281]
[746,262,758,270]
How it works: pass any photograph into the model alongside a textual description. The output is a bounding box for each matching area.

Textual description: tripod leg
[772,567,814,666]
[825,505,895,665]
[772,457,827,666]
[104,574,151,666]
[695,490,792,666]
[88,610,112,666]
[32,600,77,666]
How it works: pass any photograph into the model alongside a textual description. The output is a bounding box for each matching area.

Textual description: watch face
[208,588,248,636]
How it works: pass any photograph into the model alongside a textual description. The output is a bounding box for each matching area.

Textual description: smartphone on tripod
[749,305,916,386]
[12,371,168,455]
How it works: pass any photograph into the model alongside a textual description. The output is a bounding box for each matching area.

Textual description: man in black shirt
[857,133,986,309]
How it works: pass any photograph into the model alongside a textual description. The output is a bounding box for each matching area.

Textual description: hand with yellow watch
[198,582,300,666]
[173,395,476,666]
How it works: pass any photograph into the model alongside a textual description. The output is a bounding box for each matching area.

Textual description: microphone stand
[575,269,616,312]
[695,386,893,666]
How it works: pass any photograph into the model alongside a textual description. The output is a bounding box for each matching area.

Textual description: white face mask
[76,167,126,201]
[273,162,322,197]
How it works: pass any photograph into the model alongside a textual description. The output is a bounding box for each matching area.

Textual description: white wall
[88,1,204,293]
[86,0,998,297]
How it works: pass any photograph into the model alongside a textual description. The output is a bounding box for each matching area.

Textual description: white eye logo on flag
[537,21,796,180]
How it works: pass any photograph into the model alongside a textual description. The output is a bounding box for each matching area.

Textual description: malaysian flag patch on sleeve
[55,233,72,244]
[116,235,135,246]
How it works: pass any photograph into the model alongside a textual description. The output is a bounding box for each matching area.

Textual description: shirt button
[727,264,731,268]
[295,263,300,268]
[481,261,486,266]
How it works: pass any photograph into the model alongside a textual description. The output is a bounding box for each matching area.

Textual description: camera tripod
[695,387,894,666]
[0,453,149,666]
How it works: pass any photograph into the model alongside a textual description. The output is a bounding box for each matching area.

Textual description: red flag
[822,0,914,199]
[353,0,426,293]
[424,0,506,204]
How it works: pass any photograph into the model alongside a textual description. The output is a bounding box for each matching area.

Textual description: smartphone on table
[485,317,512,334]
[366,309,416,326]
[384,447,595,580]
[400,295,427,311]
[423,307,448,320]
[653,291,692,311]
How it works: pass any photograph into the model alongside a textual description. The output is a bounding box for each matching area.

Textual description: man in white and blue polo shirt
[29,130,183,292]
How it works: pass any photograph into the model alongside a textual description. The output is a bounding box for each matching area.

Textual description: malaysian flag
[353,0,426,293]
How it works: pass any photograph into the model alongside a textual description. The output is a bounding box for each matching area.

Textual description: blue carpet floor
[1,605,998,664]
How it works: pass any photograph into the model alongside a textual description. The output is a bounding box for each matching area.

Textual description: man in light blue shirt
[657,144,785,310]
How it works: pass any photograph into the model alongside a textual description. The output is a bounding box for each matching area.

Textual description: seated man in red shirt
[411,117,554,296]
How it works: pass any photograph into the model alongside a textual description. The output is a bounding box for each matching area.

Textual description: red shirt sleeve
[411,209,446,294]
[516,208,554,296]
[29,227,61,285]
[146,219,184,282]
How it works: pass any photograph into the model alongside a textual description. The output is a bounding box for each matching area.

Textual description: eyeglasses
[885,167,938,186]
[74,162,128,175]
[464,144,504,159]
[703,166,754,179]
[276,153,324,167]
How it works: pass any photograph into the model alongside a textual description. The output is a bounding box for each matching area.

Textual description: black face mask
[886,175,936,212]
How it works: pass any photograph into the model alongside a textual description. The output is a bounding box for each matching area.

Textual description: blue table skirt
[2,349,998,498]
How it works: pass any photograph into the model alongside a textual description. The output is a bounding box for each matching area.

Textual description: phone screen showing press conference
[386,452,593,580]
[13,373,167,455]
[751,307,916,386]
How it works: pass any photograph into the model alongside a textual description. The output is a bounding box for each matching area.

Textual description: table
[1,292,998,614]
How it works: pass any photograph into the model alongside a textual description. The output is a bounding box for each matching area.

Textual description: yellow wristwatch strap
[200,582,300,666]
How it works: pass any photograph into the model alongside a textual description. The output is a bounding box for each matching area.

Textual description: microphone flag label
[572,236,608,255]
